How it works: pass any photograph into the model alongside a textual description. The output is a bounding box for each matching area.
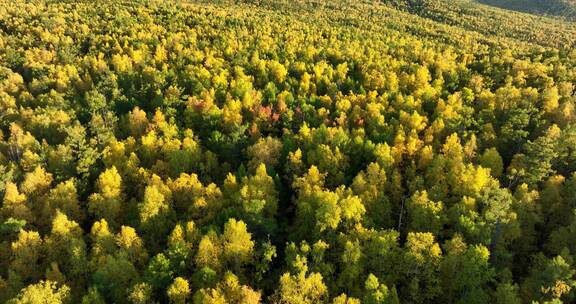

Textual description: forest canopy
[0,0,575,303]
[478,0,576,20]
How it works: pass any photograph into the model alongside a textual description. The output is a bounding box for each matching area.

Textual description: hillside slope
[478,0,576,20]
[379,0,576,48]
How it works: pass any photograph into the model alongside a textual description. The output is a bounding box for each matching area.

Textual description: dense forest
[0,0,575,303]
[478,0,576,20]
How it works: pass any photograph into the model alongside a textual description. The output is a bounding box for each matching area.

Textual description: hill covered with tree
[478,0,576,20]
[0,0,575,303]
[381,0,576,47]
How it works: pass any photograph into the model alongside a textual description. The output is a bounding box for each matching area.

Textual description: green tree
[10,230,43,282]
[44,211,88,284]
[479,148,504,178]
[522,254,575,302]
[145,253,174,291]
[495,283,521,304]
[401,232,442,303]
[92,255,139,303]
[363,274,400,304]
[406,190,444,235]
[509,125,561,187]
[238,164,279,219]
[42,180,83,228]
[351,162,392,228]
[138,184,174,250]
[440,235,494,304]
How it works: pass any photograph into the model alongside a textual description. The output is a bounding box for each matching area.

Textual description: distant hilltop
[478,0,576,21]
[382,0,576,21]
